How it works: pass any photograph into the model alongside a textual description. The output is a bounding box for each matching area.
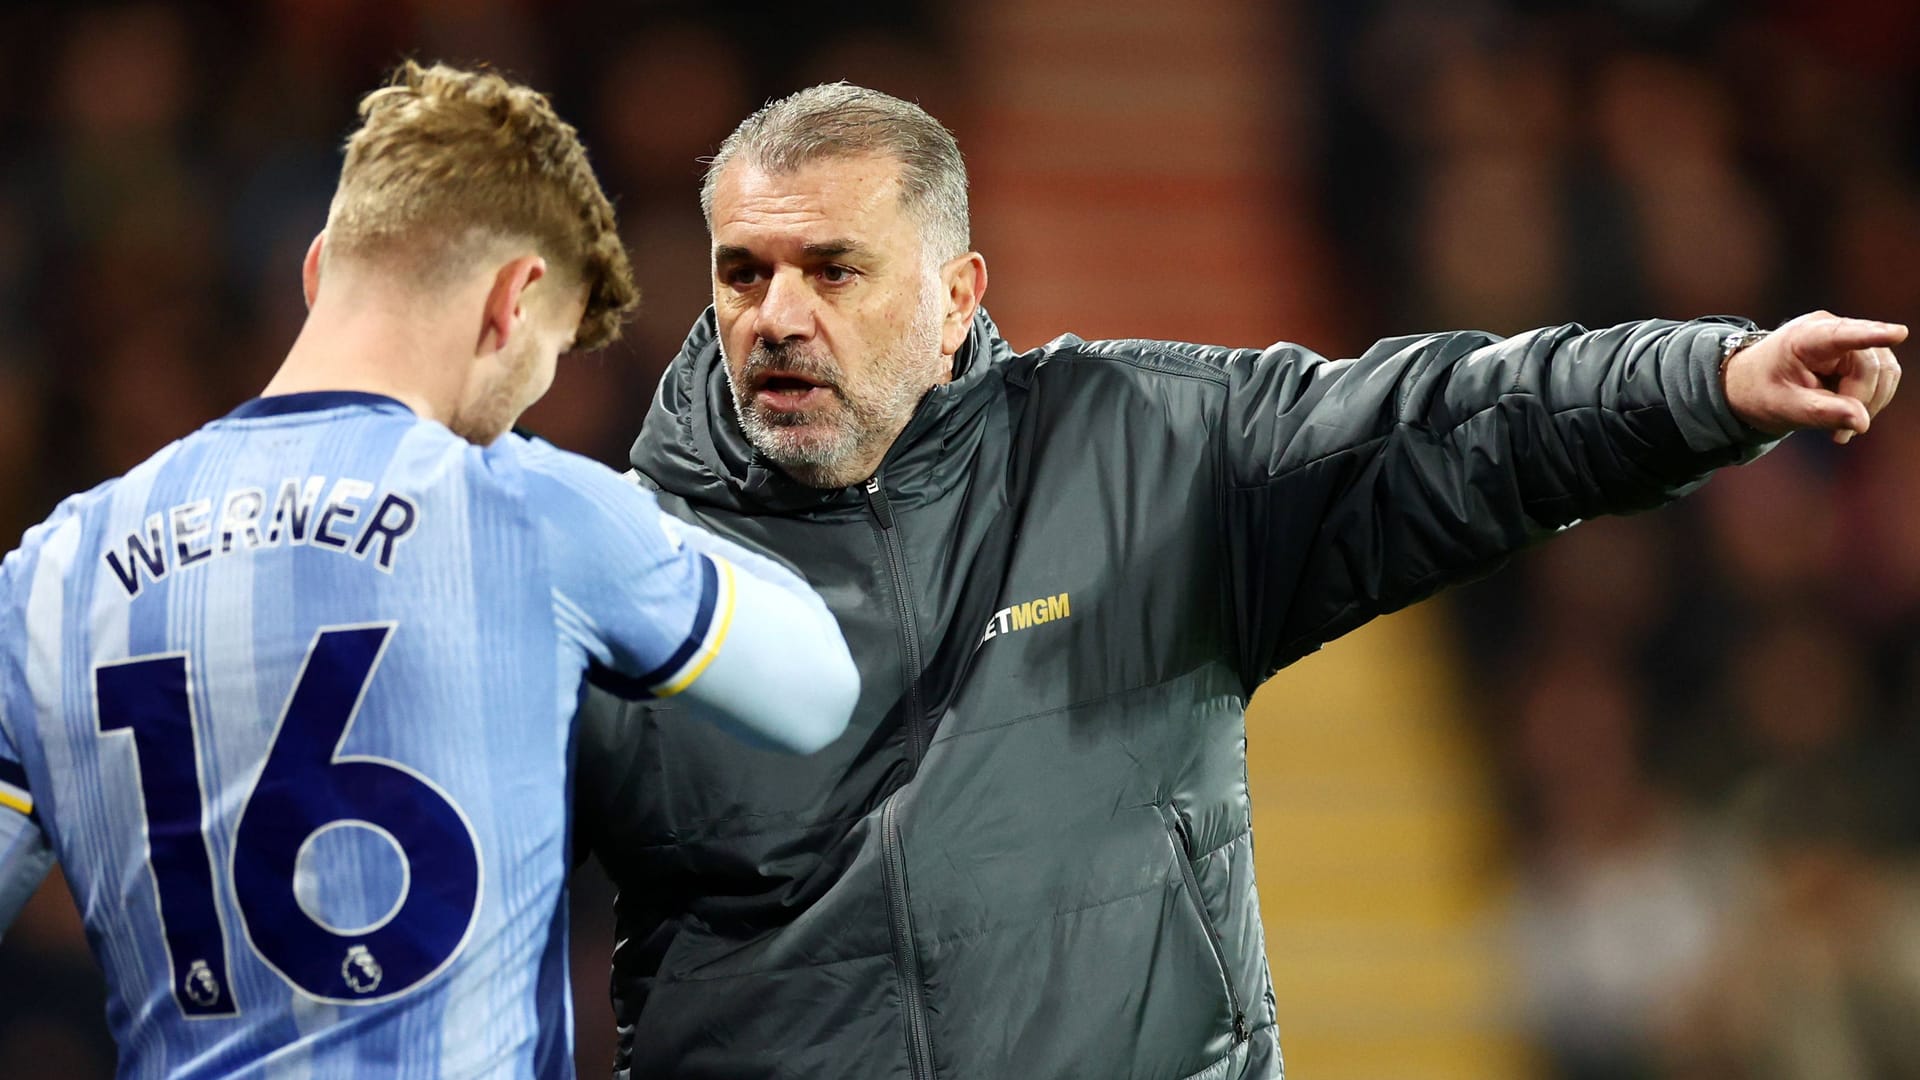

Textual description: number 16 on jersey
[95,624,483,1016]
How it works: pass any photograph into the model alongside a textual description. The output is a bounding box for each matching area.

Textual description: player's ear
[477,255,548,357]
[301,232,326,312]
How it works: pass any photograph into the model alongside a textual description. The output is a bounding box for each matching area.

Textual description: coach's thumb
[1795,387,1871,439]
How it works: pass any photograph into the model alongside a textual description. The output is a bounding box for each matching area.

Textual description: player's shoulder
[1,490,84,602]
[7,439,181,562]
[496,433,657,507]
[0,433,189,613]
[494,430,600,475]
[14,475,119,549]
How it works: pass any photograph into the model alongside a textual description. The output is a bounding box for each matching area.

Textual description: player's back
[1,392,598,1078]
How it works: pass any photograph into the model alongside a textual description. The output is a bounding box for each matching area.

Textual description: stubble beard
[726,287,945,489]
[449,334,541,445]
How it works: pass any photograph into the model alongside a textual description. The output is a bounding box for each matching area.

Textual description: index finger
[1803,317,1910,353]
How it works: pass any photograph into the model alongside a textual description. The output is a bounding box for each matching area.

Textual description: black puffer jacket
[575,308,1764,1079]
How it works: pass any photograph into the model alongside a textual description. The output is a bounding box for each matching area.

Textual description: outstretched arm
[1214,313,1903,687]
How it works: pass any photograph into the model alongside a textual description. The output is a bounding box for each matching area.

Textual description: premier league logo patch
[342,945,383,995]
[184,959,222,1008]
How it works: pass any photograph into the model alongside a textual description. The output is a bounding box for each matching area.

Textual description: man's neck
[264,295,460,425]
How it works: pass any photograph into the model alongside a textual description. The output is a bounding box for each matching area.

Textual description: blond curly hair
[326,60,637,350]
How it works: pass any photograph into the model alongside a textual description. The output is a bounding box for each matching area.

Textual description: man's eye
[721,266,764,288]
[819,265,857,284]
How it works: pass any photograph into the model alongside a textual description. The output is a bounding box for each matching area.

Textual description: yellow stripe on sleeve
[656,558,738,698]
[0,787,32,817]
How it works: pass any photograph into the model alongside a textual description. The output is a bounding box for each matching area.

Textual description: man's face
[710,153,950,488]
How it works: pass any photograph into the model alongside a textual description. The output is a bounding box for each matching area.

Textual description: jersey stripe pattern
[0,392,711,1079]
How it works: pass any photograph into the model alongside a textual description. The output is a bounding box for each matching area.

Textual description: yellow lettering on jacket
[977,592,1073,647]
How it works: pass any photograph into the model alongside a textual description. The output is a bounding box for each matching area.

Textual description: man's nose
[753,268,815,344]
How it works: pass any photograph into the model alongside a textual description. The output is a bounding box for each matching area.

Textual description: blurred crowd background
[1,1,1917,1078]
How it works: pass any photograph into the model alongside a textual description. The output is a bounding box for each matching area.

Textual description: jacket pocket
[1160,803,1250,1045]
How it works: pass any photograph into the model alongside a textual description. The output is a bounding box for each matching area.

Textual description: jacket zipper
[867,474,935,1079]
[863,475,926,765]
[882,798,936,1079]
[1160,804,1250,1044]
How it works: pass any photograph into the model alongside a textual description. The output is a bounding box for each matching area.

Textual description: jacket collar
[630,307,1011,518]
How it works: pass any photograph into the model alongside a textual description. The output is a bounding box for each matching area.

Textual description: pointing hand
[1723,312,1906,444]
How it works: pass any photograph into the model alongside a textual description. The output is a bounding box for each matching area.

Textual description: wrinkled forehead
[708,154,919,257]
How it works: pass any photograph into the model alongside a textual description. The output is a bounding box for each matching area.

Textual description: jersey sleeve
[0,780,52,939]
[0,561,53,935]
[519,446,857,754]
[0,745,31,824]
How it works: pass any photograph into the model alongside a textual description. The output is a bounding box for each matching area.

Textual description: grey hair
[700,82,970,263]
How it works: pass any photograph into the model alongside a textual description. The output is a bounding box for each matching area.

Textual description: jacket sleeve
[1213,317,1771,689]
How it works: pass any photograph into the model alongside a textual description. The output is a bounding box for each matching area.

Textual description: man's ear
[477,254,548,357]
[940,252,988,358]
[302,232,326,311]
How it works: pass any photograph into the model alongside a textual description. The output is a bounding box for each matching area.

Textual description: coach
[573,83,1903,1079]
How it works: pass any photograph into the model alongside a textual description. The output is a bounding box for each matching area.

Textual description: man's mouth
[753,371,836,413]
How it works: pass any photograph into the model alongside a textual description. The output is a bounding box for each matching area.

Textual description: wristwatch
[1719,328,1770,374]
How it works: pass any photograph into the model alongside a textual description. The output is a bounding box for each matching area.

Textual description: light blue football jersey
[0,391,854,1078]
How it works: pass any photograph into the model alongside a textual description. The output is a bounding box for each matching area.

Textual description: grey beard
[724,303,944,488]
[734,371,882,487]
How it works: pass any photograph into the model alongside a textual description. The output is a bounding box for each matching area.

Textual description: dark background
[2,1,1917,1077]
